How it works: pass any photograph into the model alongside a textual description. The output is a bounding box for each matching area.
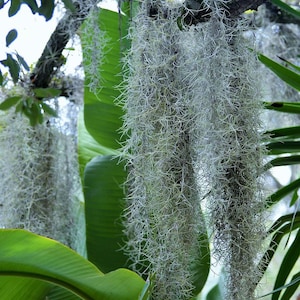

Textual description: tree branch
[227,0,267,18]
[184,0,268,25]
[31,0,98,88]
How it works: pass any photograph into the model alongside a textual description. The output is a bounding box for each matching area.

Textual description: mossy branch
[31,0,98,88]
[184,0,267,25]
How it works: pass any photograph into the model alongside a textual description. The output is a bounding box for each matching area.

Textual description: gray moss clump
[121,1,265,299]
[121,1,206,299]
[0,111,82,252]
[190,2,266,299]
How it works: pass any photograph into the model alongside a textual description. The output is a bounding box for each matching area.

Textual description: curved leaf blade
[8,0,21,17]
[258,54,300,92]
[266,126,300,140]
[0,277,51,300]
[264,102,300,114]
[271,229,300,300]
[22,0,39,14]
[264,155,300,170]
[257,213,300,281]
[38,0,55,20]
[82,8,129,150]
[46,285,81,300]
[267,178,300,207]
[190,220,210,296]
[0,229,144,300]
[33,87,61,98]
[84,155,129,273]
[206,284,223,300]
[78,111,120,178]
[84,101,123,150]
[0,96,22,110]
[258,275,300,299]
[62,0,75,12]
[267,141,300,155]
[280,272,300,300]
[271,0,300,20]
[1,54,20,83]
[16,53,29,71]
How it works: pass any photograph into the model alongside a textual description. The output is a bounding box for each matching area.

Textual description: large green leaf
[82,8,129,150]
[46,285,82,300]
[206,284,223,300]
[38,0,55,20]
[78,111,119,177]
[0,229,144,300]
[0,277,50,300]
[84,100,123,150]
[80,4,131,278]
[84,155,129,273]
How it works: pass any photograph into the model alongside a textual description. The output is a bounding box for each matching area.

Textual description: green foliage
[8,0,21,17]
[83,156,128,273]
[258,53,300,92]
[5,29,17,47]
[0,96,21,110]
[79,8,130,275]
[0,0,73,126]
[0,87,60,125]
[256,31,300,299]
[5,0,55,19]
[0,229,145,300]
[61,0,75,13]
[271,230,300,300]
[33,87,61,98]
[138,273,155,300]
[271,0,300,20]
[257,212,300,296]
[77,112,120,178]
[1,53,20,83]
[21,0,39,14]
[15,52,29,71]
[81,8,127,149]
[1,0,300,299]
[264,101,300,114]
[206,284,223,300]
[38,0,55,21]
[3,0,75,20]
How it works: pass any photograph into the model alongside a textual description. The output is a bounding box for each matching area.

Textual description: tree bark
[184,0,268,25]
[31,0,98,88]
